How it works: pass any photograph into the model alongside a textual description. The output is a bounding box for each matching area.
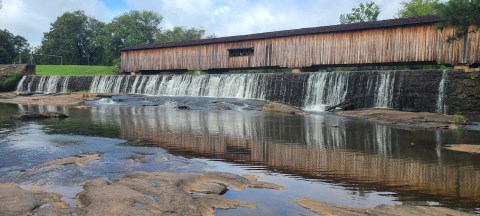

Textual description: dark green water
[0,98,479,215]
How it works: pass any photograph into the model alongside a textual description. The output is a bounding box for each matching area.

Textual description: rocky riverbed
[337,108,470,130]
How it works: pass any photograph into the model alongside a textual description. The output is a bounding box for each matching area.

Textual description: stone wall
[0,64,35,91]
[447,71,480,114]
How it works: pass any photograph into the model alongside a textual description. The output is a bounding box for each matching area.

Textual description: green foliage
[156,27,215,43]
[36,65,116,76]
[397,0,440,18]
[339,2,380,24]
[32,10,212,67]
[111,58,121,73]
[36,11,105,65]
[435,0,480,42]
[102,10,163,65]
[0,29,30,64]
[0,73,22,92]
[454,113,467,124]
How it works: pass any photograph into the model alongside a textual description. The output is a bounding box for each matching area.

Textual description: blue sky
[0,0,404,47]
[101,0,128,10]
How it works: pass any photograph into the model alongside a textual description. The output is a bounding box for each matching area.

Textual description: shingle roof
[122,15,440,51]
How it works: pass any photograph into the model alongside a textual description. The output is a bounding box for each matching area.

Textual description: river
[0,96,479,215]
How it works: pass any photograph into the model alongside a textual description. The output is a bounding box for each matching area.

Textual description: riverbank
[337,108,469,130]
[0,92,88,106]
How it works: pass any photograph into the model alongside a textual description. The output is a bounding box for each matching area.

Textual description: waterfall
[303,72,349,111]
[436,70,448,114]
[89,74,269,100]
[15,71,423,112]
[15,76,26,92]
[17,76,71,93]
[374,71,395,108]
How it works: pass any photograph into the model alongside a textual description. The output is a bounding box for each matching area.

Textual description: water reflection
[75,106,480,206]
[9,104,480,210]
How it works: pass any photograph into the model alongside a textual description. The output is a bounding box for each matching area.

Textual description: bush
[0,73,23,92]
[454,113,467,125]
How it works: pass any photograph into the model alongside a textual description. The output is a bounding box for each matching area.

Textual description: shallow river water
[0,96,479,215]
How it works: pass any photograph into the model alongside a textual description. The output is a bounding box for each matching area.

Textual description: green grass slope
[36,65,116,76]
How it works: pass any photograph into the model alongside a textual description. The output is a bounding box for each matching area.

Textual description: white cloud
[0,0,404,48]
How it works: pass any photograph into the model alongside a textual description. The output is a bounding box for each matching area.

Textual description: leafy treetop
[397,0,440,18]
[339,2,380,24]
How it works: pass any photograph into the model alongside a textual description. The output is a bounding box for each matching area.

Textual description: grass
[36,65,116,76]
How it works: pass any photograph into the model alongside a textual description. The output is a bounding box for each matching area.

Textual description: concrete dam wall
[16,70,480,114]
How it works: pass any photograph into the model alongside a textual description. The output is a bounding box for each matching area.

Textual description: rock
[177,105,191,110]
[76,171,286,216]
[0,183,72,216]
[337,109,470,130]
[19,153,102,177]
[41,112,68,118]
[10,112,68,120]
[444,144,480,154]
[14,91,34,96]
[262,102,308,115]
[294,198,473,216]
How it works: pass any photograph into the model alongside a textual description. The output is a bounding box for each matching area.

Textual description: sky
[0,0,405,48]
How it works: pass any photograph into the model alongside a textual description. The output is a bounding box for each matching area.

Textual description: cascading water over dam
[16,70,449,113]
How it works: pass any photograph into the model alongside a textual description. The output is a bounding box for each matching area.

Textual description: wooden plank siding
[121,23,480,73]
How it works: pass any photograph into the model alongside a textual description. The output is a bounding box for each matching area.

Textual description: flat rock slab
[0,183,72,216]
[76,171,286,216]
[0,170,285,216]
[294,198,473,216]
[262,102,308,115]
[337,108,468,130]
[0,93,86,105]
[444,144,480,154]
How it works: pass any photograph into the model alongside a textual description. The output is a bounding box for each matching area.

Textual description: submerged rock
[262,102,308,115]
[19,153,102,178]
[294,198,473,216]
[10,112,68,120]
[76,171,285,216]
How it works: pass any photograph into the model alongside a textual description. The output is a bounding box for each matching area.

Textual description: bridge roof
[123,15,440,51]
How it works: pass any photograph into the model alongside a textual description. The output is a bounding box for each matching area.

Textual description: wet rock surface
[0,150,285,216]
[76,171,285,216]
[262,102,308,115]
[294,198,473,216]
[0,183,72,216]
[337,109,469,130]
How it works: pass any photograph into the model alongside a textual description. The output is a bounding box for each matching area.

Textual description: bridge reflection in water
[88,106,480,206]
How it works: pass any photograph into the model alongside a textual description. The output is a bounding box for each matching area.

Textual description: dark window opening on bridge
[228,47,254,57]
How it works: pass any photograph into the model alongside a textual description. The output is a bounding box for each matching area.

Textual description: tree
[397,0,440,18]
[156,27,214,43]
[0,29,30,64]
[102,10,163,65]
[37,11,105,65]
[435,0,480,63]
[339,2,380,24]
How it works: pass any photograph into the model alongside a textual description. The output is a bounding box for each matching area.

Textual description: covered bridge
[121,15,480,73]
